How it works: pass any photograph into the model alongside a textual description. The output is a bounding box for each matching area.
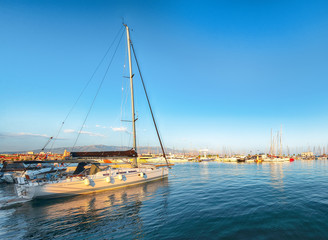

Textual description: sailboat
[14,24,170,200]
[263,128,290,162]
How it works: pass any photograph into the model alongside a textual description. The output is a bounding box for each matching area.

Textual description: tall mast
[270,128,273,156]
[276,131,279,156]
[280,125,282,156]
[272,130,275,156]
[125,24,137,152]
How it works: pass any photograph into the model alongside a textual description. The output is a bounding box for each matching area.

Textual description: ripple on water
[1,161,328,239]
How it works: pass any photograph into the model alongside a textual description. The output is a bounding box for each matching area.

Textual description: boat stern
[15,177,36,200]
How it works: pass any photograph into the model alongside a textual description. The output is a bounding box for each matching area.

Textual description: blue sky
[1,0,328,153]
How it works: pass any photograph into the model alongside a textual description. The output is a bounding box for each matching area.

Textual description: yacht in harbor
[196,149,215,162]
[14,24,170,200]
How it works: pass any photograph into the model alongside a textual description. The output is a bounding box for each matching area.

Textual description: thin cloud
[64,129,75,133]
[96,124,108,129]
[80,130,105,137]
[63,129,105,137]
[111,126,128,132]
[0,132,49,139]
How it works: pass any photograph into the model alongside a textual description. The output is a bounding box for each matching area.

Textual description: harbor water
[1,160,328,239]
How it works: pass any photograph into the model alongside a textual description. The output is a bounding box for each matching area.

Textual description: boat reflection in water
[268,163,285,192]
[5,178,169,239]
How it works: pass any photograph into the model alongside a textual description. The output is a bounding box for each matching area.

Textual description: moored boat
[14,24,170,200]
[16,160,168,199]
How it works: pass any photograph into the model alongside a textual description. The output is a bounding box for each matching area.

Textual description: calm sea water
[1,160,328,239]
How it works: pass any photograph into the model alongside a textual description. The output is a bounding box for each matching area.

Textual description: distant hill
[1,144,185,155]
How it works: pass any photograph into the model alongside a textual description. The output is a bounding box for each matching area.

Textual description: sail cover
[71,149,138,158]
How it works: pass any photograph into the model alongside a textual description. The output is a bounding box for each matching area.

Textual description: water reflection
[3,179,169,239]
[199,162,210,179]
[268,163,285,192]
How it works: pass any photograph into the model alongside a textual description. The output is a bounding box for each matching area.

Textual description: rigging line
[130,41,170,168]
[71,29,126,151]
[50,25,125,152]
[120,39,128,148]
[120,43,131,147]
[122,39,130,120]
[120,39,128,122]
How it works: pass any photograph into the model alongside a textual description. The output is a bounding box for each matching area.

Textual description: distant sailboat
[264,127,290,162]
[196,149,215,162]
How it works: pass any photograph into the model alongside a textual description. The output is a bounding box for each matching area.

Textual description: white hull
[16,167,168,199]
[168,158,189,163]
[263,158,290,162]
[245,159,255,163]
[221,158,238,162]
[198,158,215,162]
